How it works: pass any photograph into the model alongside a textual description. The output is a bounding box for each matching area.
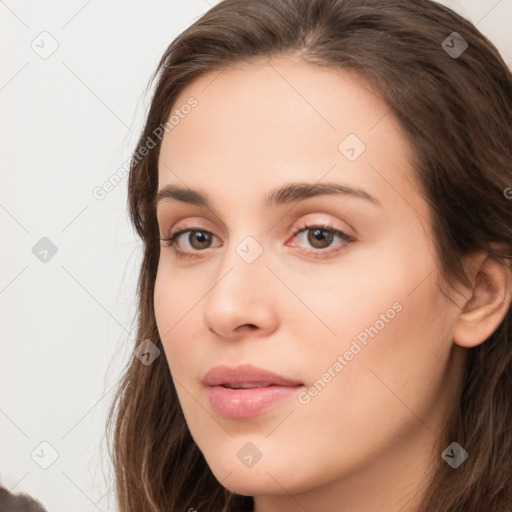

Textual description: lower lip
[207,385,303,418]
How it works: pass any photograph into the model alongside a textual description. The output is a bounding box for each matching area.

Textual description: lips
[203,364,304,418]
[203,364,303,388]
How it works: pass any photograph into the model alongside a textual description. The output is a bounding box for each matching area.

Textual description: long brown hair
[106,1,512,510]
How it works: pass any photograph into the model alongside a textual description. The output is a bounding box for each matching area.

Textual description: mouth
[203,364,304,418]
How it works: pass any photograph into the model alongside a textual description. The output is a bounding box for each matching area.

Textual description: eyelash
[158,221,356,260]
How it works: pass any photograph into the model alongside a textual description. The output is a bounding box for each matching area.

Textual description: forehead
[157,55,425,217]
[161,56,397,160]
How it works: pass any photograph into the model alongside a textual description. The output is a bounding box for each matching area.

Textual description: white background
[1,1,511,510]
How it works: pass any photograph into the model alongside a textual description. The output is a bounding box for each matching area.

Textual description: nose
[202,237,279,340]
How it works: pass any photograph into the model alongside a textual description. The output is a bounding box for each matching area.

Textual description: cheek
[153,266,199,370]
[307,263,449,421]
[282,277,451,486]
[286,233,436,362]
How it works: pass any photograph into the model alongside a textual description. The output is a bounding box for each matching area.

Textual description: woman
[106,0,512,510]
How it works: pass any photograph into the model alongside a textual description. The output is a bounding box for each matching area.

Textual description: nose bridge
[202,226,277,336]
[211,230,267,298]
[214,208,268,270]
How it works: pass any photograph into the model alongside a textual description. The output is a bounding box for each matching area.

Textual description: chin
[214,468,289,496]
[202,446,312,496]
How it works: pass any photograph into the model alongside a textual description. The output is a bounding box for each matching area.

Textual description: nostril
[208,324,258,337]
[237,324,258,332]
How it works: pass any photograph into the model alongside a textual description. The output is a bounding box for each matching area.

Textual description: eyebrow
[153,181,382,210]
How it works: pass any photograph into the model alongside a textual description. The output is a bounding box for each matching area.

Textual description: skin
[153,55,512,512]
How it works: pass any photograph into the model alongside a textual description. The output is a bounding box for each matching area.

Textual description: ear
[453,247,512,348]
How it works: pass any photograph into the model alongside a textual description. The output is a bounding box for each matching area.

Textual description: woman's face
[154,56,467,509]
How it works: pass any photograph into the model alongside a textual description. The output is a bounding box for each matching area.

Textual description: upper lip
[203,364,303,388]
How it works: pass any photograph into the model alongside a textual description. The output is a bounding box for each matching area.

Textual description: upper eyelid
[160,211,354,234]
[166,222,347,239]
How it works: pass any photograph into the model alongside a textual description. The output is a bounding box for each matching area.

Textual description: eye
[159,228,222,260]
[158,221,356,260]
[286,222,355,259]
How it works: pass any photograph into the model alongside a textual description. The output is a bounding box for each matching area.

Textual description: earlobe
[453,251,512,348]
